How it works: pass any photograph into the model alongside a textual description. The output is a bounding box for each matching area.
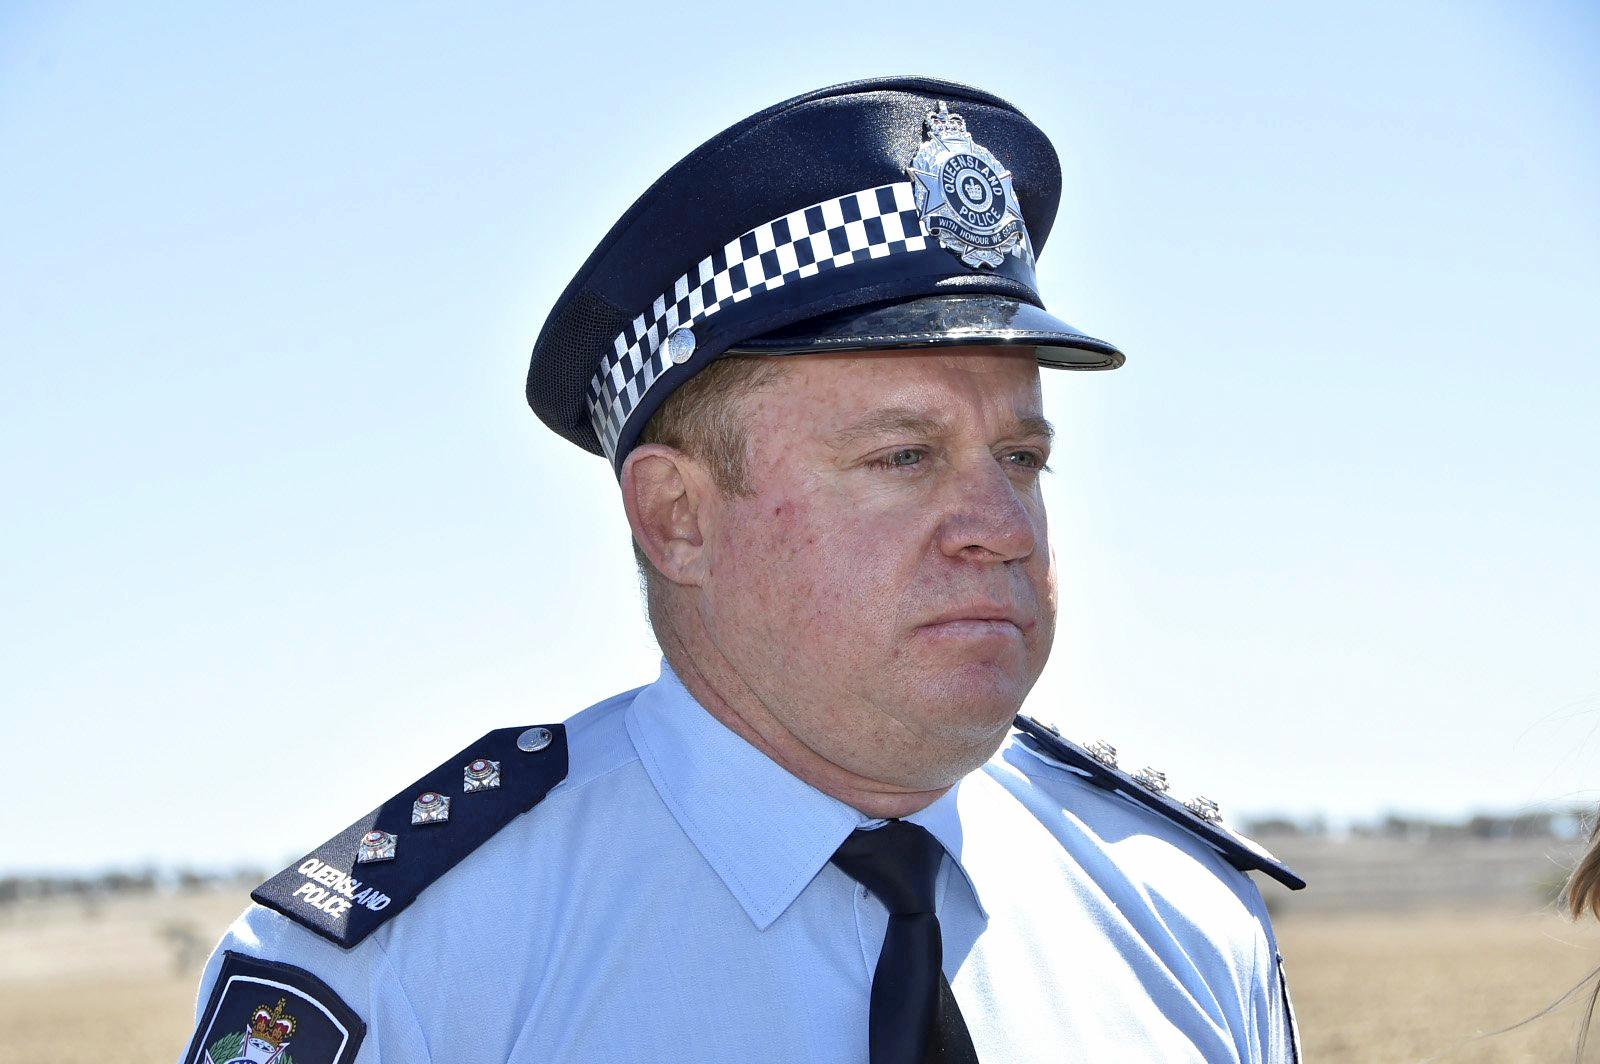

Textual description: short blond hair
[634,354,786,494]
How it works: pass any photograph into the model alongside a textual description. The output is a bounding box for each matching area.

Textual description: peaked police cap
[527,75,1124,473]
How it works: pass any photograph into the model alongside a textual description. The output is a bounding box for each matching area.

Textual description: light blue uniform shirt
[187,662,1298,1062]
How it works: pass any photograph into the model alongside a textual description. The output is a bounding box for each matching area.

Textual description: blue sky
[2,2,1596,872]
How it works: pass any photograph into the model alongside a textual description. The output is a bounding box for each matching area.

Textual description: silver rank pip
[411,791,450,825]
[464,758,501,792]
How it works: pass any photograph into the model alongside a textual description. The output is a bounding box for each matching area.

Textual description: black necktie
[831,821,980,1064]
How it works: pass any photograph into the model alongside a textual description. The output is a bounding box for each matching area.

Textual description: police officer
[179,76,1303,1064]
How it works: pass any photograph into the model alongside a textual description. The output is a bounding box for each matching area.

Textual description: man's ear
[621,444,715,588]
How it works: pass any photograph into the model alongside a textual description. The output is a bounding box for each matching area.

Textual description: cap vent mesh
[532,288,629,453]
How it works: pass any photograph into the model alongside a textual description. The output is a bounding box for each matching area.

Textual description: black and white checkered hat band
[586,180,935,463]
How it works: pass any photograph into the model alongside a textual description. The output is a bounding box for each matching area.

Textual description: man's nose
[934,455,1039,563]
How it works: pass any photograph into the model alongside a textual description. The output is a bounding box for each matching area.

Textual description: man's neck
[658,636,958,821]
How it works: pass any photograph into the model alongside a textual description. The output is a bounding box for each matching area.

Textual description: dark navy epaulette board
[252,723,571,948]
[1012,713,1306,891]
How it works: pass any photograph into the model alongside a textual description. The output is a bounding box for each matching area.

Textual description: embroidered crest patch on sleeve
[181,952,366,1064]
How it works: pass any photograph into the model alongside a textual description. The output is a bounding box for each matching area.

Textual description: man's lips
[917,606,1035,633]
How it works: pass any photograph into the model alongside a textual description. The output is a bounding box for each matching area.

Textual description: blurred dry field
[1276,907,1600,1063]
[3,890,1600,1063]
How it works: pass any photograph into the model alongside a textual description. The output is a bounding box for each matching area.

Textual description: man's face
[697,346,1056,788]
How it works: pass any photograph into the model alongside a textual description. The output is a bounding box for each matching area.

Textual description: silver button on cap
[517,726,553,753]
[664,327,696,365]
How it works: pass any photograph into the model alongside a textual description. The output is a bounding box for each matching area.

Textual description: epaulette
[253,724,570,948]
[1012,714,1306,892]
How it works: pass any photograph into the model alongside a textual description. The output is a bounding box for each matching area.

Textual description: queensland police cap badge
[908,103,1028,268]
[527,76,1125,474]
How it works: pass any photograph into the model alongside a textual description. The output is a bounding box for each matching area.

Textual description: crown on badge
[249,999,297,1046]
[925,101,968,139]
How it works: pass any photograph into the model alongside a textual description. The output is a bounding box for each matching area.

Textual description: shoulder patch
[182,951,365,1064]
[253,724,569,948]
[1012,714,1306,891]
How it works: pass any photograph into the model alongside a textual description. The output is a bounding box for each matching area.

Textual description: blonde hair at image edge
[1460,827,1600,1061]
[1551,816,1600,1060]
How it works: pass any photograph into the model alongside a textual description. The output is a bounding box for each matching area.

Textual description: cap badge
[907,102,1028,269]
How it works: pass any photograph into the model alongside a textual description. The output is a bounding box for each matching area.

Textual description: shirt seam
[1248,930,1264,1059]
[538,752,645,809]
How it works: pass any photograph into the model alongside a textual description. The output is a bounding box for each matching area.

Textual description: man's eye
[876,447,925,469]
[1004,450,1048,471]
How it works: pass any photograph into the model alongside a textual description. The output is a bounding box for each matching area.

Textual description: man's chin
[909,662,1037,737]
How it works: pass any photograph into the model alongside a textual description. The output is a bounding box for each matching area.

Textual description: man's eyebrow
[827,409,1055,447]
[828,409,948,447]
[1012,414,1055,441]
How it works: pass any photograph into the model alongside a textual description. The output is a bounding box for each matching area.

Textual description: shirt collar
[625,660,987,929]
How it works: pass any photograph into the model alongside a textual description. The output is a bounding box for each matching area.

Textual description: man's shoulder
[180,903,401,1064]
[990,713,1305,896]
[248,683,652,951]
